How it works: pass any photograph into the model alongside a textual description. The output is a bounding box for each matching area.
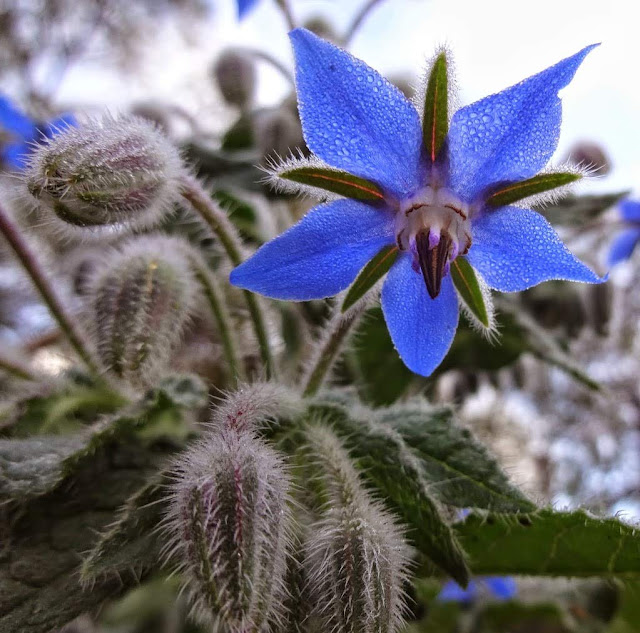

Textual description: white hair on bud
[209,381,302,434]
[86,234,199,386]
[454,267,498,341]
[412,43,459,128]
[21,113,185,241]
[262,150,343,202]
[163,428,293,631]
[303,424,412,633]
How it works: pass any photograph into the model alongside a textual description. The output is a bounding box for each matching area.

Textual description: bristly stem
[275,0,296,31]
[343,0,386,46]
[190,256,246,384]
[179,176,276,379]
[0,202,103,377]
[301,300,368,398]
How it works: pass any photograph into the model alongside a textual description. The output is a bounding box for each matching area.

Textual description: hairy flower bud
[254,107,304,164]
[213,49,256,109]
[88,236,197,383]
[304,425,411,633]
[166,429,292,631]
[23,114,183,234]
[565,141,611,175]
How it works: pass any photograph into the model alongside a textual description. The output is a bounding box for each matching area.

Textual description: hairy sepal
[485,170,583,208]
[450,257,495,335]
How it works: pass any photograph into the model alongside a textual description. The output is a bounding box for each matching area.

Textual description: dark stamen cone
[416,230,452,299]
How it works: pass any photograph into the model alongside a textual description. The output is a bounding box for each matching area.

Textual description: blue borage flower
[438,576,516,604]
[236,0,259,19]
[0,94,76,171]
[230,29,604,376]
[608,199,640,266]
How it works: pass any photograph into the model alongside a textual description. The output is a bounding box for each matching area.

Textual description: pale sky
[58,0,640,195]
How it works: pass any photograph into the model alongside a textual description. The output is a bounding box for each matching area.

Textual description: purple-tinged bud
[88,236,197,384]
[254,108,304,165]
[304,425,411,633]
[565,141,611,175]
[23,114,183,235]
[166,429,292,631]
[212,49,256,110]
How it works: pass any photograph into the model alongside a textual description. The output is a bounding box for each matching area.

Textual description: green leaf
[607,581,640,633]
[450,257,493,329]
[537,191,629,226]
[350,307,416,406]
[221,113,254,151]
[81,473,169,582]
[422,50,449,163]
[379,405,535,513]
[455,510,640,578]
[0,439,167,633]
[342,246,398,313]
[279,166,384,201]
[486,172,581,207]
[308,400,470,586]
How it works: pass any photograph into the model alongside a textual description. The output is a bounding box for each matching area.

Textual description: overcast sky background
[58,0,639,196]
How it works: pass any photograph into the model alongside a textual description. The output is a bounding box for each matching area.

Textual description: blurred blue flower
[236,0,259,19]
[608,200,640,267]
[230,29,603,376]
[438,576,517,604]
[0,95,75,170]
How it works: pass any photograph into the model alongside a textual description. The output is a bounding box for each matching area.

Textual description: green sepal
[486,172,581,207]
[450,257,492,329]
[422,51,449,163]
[341,245,398,312]
[279,166,384,201]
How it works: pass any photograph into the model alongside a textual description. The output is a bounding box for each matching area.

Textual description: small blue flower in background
[0,95,75,170]
[236,0,259,19]
[607,199,640,267]
[230,29,603,376]
[438,576,517,604]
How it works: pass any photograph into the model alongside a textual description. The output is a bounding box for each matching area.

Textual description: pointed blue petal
[619,199,640,223]
[289,28,423,198]
[467,206,603,292]
[608,228,640,266]
[437,579,478,603]
[230,199,394,300]
[484,576,517,600]
[0,95,36,139]
[381,256,459,376]
[236,0,259,19]
[448,45,598,202]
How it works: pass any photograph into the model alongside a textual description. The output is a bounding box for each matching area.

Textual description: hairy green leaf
[379,405,535,512]
[279,166,384,201]
[342,246,398,313]
[308,400,470,586]
[455,510,640,578]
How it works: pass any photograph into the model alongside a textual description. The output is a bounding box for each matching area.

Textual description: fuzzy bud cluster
[304,425,411,633]
[213,49,257,110]
[88,236,197,384]
[165,387,294,631]
[23,114,183,234]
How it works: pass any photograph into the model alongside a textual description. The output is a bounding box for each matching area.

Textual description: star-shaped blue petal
[230,29,603,377]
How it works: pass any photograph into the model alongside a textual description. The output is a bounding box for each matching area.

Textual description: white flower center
[395,187,472,298]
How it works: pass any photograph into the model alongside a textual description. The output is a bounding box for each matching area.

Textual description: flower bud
[23,114,183,234]
[88,236,197,384]
[166,429,292,631]
[212,49,256,109]
[304,425,411,633]
[565,141,611,175]
[254,107,304,164]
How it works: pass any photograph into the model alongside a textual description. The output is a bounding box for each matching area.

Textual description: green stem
[301,301,367,398]
[190,256,246,383]
[0,202,103,377]
[179,176,275,379]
